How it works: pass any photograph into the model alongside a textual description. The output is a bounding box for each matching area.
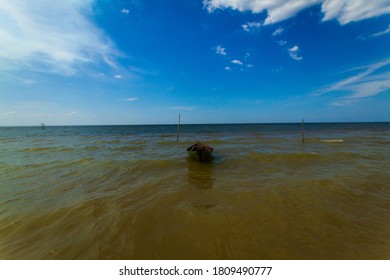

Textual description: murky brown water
[1,123,389,259]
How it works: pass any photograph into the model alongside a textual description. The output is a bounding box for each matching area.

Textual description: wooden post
[301,119,305,143]
[176,113,180,142]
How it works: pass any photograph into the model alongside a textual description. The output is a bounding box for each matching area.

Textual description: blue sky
[0,0,389,125]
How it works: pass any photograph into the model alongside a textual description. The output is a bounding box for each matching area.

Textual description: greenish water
[1,123,389,259]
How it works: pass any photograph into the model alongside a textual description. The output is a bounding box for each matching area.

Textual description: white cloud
[126,98,138,101]
[272,27,284,36]
[316,59,390,106]
[0,0,118,75]
[242,21,261,32]
[290,53,303,60]
[215,45,227,56]
[231,59,243,65]
[121,8,130,14]
[204,0,390,25]
[277,40,287,46]
[321,0,390,25]
[346,79,390,99]
[321,59,390,94]
[331,76,390,106]
[103,55,118,69]
[0,101,84,125]
[225,66,232,71]
[272,66,283,72]
[370,24,390,37]
[0,110,18,115]
[288,45,303,60]
[114,74,123,79]
[204,0,322,25]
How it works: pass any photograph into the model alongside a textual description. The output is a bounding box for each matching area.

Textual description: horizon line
[1,121,389,127]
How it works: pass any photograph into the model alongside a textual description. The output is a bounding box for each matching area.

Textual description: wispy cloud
[321,59,390,93]
[0,101,81,125]
[103,55,118,69]
[288,45,303,60]
[114,74,123,79]
[332,78,390,106]
[277,40,287,46]
[321,0,390,25]
[231,59,244,65]
[215,46,251,71]
[272,27,284,36]
[126,98,139,102]
[272,66,283,73]
[0,0,118,75]
[0,110,18,115]
[215,45,227,56]
[121,8,130,14]
[204,0,322,25]
[242,21,261,32]
[315,59,390,106]
[370,24,390,37]
[204,0,390,25]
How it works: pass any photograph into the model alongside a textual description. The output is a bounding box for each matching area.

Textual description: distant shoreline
[1,121,389,128]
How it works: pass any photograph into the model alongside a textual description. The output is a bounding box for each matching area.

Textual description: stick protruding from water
[176,113,180,142]
[301,119,305,143]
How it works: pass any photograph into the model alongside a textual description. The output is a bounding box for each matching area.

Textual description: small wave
[20,146,73,152]
[127,158,183,175]
[156,141,179,147]
[83,145,101,151]
[21,147,48,152]
[239,152,321,166]
[321,139,344,143]
[30,139,55,143]
[0,137,17,143]
[205,139,229,145]
[114,145,144,151]
[330,152,359,160]
[74,158,93,164]
[159,134,175,138]
[93,140,122,145]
